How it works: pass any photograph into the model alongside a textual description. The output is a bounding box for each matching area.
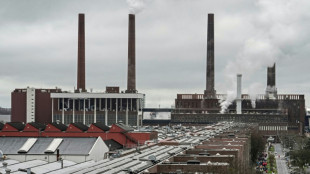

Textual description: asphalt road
[274,143,289,174]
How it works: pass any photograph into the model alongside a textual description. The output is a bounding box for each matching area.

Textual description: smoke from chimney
[77,13,86,92]
[126,14,136,93]
[204,13,216,99]
[127,0,145,14]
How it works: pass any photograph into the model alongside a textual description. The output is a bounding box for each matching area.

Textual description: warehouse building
[0,122,157,148]
[0,137,106,163]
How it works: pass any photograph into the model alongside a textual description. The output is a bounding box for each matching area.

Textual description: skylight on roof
[45,138,63,153]
[18,138,37,153]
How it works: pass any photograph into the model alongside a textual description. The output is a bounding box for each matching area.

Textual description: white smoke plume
[248,83,264,108]
[127,0,145,14]
[219,0,306,112]
[220,90,236,113]
[220,38,280,113]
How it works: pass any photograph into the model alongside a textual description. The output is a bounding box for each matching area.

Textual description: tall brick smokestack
[77,13,86,92]
[204,13,216,99]
[267,63,276,87]
[126,14,136,93]
[266,63,277,99]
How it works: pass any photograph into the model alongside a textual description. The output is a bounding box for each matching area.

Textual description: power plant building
[11,13,144,126]
[172,13,305,136]
[51,91,144,126]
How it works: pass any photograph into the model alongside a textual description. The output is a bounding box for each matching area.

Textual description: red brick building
[11,87,61,123]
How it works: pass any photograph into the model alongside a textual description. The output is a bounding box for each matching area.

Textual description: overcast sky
[0,0,310,108]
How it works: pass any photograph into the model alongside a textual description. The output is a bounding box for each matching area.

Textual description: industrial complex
[0,122,254,174]
[0,4,307,173]
[11,13,144,127]
[171,14,305,137]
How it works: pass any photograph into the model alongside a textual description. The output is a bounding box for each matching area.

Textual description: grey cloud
[0,0,309,108]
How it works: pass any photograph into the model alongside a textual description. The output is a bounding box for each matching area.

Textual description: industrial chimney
[236,74,242,114]
[126,14,136,93]
[265,63,277,99]
[76,13,86,93]
[204,13,216,99]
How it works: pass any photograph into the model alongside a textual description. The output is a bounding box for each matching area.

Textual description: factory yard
[0,121,257,174]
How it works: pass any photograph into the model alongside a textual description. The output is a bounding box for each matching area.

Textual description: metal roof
[116,123,134,132]
[50,92,144,99]
[45,160,95,174]
[71,123,88,131]
[0,159,47,173]
[6,122,25,131]
[104,139,123,151]
[28,122,46,130]
[27,160,76,174]
[92,123,110,131]
[0,137,28,154]
[0,137,97,155]
[49,122,68,131]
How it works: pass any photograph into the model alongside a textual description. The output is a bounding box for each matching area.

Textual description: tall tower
[204,14,216,99]
[126,14,136,93]
[77,13,86,92]
[266,63,277,99]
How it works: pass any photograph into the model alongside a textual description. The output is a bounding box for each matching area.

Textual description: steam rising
[219,0,304,113]
[220,90,236,113]
[127,0,145,14]
[248,83,264,108]
[220,38,279,113]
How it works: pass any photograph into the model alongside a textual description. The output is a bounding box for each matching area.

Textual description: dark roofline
[71,122,89,131]
[0,122,4,130]
[7,122,25,131]
[29,122,46,130]
[92,123,110,131]
[104,139,123,151]
[116,123,134,132]
[50,122,68,131]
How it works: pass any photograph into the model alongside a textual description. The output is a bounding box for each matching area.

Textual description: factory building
[11,13,144,126]
[0,122,157,148]
[51,91,144,126]
[11,88,61,123]
[0,137,107,163]
[172,13,305,135]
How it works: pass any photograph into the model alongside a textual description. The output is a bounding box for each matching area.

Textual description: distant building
[305,108,310,131]
[143,108,171,120]
[10,13,146,126]
[11,87,61,123]
[0,122,157,148]
[51,89,144,126]
[172,13,305,136]
[0,107,11,115]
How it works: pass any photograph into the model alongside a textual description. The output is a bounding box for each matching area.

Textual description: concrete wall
[88,136,108,162]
